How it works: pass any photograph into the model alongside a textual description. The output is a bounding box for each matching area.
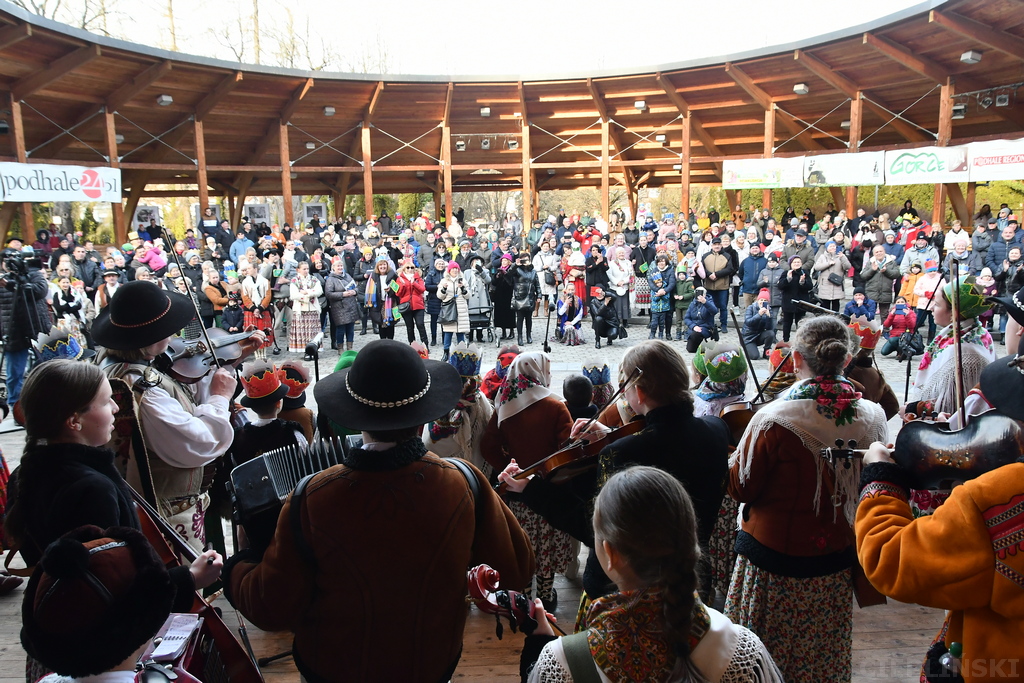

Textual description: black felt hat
[91,280,196,350]
[979,355,1024,421]
[989,285,1024,328]
[21,525,175,677]
[313,339,462,431]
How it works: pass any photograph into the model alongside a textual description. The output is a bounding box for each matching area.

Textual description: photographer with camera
[741,289,777,359]
[684,286,719,353]
[0,247,52,406]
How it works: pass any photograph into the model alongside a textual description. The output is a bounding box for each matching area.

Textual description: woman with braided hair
[521,466,782,682]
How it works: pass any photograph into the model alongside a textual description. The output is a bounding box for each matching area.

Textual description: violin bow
[158,227,223,371]
[567,366,643,447]
[949,257,967,421]
[751,349,791,405]
[729,308,761,397]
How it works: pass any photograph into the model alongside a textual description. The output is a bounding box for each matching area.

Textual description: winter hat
[757,289,770,301]
[924,259,938,273]
[446,261,461,273]
[788,255,803,265]
[21,525,175,678]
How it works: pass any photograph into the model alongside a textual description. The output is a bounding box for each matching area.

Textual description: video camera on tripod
[0,247,44,280]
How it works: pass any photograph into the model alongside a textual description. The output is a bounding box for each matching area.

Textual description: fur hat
[21,525,175,677]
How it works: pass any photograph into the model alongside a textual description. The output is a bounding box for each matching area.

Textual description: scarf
[695,377,746,402]
[919,319,993,371]
[495,353,552,425]
[364,275,377,308]
[729,376,887,524]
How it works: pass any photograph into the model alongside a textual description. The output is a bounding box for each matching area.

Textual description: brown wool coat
[480,395,573,472]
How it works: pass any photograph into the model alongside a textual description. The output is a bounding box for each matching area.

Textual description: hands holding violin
[237,329,267,357]
[497,459,528,493]
[570,418,610,443]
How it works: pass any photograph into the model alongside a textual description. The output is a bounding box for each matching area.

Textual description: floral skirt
[556,325,584,346]
[632,276,650,306]
[707,495,740,597]
[725,555,852,683]
[509,501,574,577]
[289,310,321,353]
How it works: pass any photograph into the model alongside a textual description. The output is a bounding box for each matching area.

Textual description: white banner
[967,139,1024,182]
[723,157,805,189]
[803,151,885,187]
[883,146,969,185]
[0,162,121,202]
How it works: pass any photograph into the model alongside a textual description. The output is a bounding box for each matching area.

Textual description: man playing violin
[498,339,730,614]
[93,280,265,554]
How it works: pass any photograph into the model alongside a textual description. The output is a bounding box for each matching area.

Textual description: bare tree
[11,0,119,34]
[209,6,248,63]
[166,0,176,51]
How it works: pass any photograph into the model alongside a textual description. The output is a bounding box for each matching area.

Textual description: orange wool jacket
[856,461,1024,683]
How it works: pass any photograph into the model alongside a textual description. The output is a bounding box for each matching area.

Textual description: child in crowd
[562,373,597,420]
[228,361,308,470]
[673,259,695,341]
[221,290,244,332]
[977,266,998,334]
[647,268,672,339]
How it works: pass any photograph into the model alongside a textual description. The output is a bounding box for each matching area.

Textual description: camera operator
[741,289,777,359]
[0,247,52,405]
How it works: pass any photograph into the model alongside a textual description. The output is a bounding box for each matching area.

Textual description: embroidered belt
[164,495,199,516]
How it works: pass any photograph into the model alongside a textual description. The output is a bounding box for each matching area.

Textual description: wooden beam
[0,203,17,245]
[946,182,969,224]
[680,114,691,218]
[930,10,1024,61]
[522,112,533,222]
[763,108,775,208]
[601,119,610,220]
[442,82,454,128]
[103,111,126,243]
[517,80,529,121]
[194,119,209,225]
[11,44,101,101]
[846,95,863,216]
[0,23,31,52]
[366,81,384,122]
[775,108,826,151]
[280,122,293,227]
[107,61,173,112]
[231,77,313,192]
[441,124,452,225]
[724,63,773,111]
[860,97,932,143]
[934,79,955,225]
[362,122,373,220]
[196,71,242,121]
[587,78,633,166]
[793,50,859,99]
[655,72,689,117]
[8,96,32,240]
[966,182,977,220]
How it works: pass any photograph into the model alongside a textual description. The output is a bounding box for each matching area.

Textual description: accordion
[228,435,361,553]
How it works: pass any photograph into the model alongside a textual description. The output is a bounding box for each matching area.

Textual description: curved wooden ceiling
[0,0,1021,200]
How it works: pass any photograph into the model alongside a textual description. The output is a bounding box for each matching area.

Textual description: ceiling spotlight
[156,94,173,106]
[996,93,1011,107]
[305,141,316,150]
[416,170,425,177]
[512,111,521,118]
[655,133,667,143]
[673,164,682,170]
[840,120,851,129]
[290,172,298,179]
[480,106,491,117]
[323,106,335,116]
[952,103,967,120]
[481,138,491,150]
[114,133,124,144]
[960,50,982,65]
[793,83,809,95]
[546,169,556,175]
[455,140,466,152]
[634,100,647,111]
[508,138,519,150]
[979,95,994,109]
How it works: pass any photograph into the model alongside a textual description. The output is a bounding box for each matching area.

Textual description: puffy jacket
[423,266,445,316]
[684,297,718,331]
[737,253,767,295]
[756,264,784,307]
[860,256,900,305]
[900,245,939,274]
[883,307,917,337]
[779,268,814,312]
[843,298,877,320]
[674,278,695,313]
[511,265,539,310]
[813,251,851,301]
[397,273,426,311]
[325,271,360,325]
[985,239,1023,276]
[742,301,775,345]
[971,228,993,257]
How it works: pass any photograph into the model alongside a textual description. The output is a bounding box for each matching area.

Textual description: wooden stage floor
[0,549,943,682]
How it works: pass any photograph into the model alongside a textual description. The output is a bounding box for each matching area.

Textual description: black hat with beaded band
[978,355,1024,421]
[239,360,290,409]
[20,524,175,678]
[91,280,196,350]
[314,339,462,432]
[989,284,1024,328]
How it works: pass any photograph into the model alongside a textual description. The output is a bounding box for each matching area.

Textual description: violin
[128,485,262,682]
[892,411,1024,489]
[468,564,565,639]
[154,328,260,384]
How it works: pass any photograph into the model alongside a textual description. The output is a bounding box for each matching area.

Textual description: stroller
[468,303,496,346]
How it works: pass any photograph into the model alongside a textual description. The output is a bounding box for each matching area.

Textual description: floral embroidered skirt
[725,555,852,683]
[556,325,584,346]
[707,495,740,598]
[508,501,575,577]
[244,309,274,348]
[632,276,650,306]
[289,310,322,353]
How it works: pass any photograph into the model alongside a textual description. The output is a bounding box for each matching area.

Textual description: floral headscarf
[495,352,552,425]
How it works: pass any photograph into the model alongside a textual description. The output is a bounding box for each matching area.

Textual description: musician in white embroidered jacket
[93,281,265,554]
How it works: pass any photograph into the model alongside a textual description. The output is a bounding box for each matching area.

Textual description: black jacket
[517,404,730,600]
[779,267,814,312]
[511,264,539,311]
[589,294,621,339]
[0,268,52,352]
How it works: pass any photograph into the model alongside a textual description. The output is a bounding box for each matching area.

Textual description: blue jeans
[442,332,466,350]
[709,290,729,327]
[5,347,29,405]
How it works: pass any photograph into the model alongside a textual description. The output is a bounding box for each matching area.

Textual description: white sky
[60,0,927,77]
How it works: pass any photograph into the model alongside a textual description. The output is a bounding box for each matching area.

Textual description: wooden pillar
[600,120,610,222]
[9,97,33,240]
[965,182,977,220]
[361,122,373,220]
[933,79,954,226]
[441,126,453,226]
[845,94,864,218]
[103,111,127,244]
[680,114,691,220]
[762,108,775,209]
[432,188,442,221]
[194,118,210,228]
[521,119,533,222]
[279,121,294,228]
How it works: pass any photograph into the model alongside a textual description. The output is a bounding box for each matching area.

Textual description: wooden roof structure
[0,0,1022,241]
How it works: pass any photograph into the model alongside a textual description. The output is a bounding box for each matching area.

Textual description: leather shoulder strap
[561,631,601,683]
[448,458,481,527]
